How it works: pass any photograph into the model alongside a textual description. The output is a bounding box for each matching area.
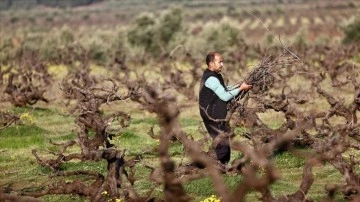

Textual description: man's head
[206,52,223,74]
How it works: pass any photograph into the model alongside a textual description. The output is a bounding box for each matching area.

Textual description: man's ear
[209,61,214,68]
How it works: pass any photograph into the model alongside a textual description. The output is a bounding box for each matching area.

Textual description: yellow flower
[101,191,108,196]
[201,195,221,202]
[107,199,121,202]
[65,179,73,184]
[20,113,35,125]
[48,64,68,78]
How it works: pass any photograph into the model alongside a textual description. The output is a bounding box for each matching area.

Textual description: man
[199,52,252,165]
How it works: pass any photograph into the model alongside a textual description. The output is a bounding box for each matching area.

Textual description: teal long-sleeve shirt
[204,76,240,102]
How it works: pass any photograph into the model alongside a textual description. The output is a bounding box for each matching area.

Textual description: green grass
[132,164,159,196]
[185,177,216,198]
[116,129,159,157]
[273,150,306,169]
[11,106,55,117]
[131,117,158,125]
[40,195,88,202]
[169,141,184,156]
[180,118,200,127]
[0,125,48,149]
[51,132,76,141]
[0,105,347,201]
[0,96,353,202]
[60,161,108,174]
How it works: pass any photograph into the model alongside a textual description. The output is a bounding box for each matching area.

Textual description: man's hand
[239,82,252,91]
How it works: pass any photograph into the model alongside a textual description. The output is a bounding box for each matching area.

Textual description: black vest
[199,69,228,121]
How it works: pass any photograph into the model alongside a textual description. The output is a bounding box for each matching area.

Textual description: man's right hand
[239,82,252,91]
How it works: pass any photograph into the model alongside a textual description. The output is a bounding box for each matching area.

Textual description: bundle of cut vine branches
[244,53,299,89]
[227,52,300,113]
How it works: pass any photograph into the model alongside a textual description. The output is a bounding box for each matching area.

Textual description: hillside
[0,0,359,43]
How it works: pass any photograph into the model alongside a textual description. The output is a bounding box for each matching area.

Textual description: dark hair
[206,52,219,66]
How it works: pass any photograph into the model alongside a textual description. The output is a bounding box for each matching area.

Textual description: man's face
[211,54,223,73]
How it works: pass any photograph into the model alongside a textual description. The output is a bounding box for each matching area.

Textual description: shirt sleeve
[205,76,240,102]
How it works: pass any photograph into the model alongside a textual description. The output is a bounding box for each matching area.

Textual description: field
[1,0,360,201]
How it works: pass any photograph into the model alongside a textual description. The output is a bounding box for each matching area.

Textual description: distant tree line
[0,0,103,10]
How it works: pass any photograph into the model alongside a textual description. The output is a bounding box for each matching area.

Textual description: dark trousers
[203,120,231,164]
